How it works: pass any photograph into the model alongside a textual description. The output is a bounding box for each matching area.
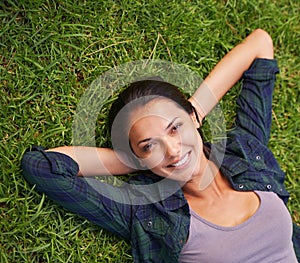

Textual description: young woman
[22,29,299,262]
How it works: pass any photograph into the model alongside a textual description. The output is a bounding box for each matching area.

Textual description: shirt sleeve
[21,146,132,240]
[217,58,289,203]
[235,58,279,145]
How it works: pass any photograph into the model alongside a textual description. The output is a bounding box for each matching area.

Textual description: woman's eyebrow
[165,117,179,130]
[137,138,151,146]
[137,117,179,146]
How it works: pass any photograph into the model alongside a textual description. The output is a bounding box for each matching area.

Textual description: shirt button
[266,185,272,190]
[147,221,153,227]
[238,184,244,189]
[255,155,261,160]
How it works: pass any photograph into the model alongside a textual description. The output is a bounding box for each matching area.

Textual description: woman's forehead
[129,98,187,123]
[127,99,194,141]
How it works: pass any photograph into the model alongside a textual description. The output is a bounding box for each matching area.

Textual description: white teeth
[171,153,189,167]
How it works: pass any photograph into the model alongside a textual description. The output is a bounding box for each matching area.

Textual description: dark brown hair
[108,78,199,131]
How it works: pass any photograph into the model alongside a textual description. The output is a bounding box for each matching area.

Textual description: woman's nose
[164,136,181,158]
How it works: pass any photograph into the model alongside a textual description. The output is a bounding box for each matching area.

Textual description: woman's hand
[190,28,274,121]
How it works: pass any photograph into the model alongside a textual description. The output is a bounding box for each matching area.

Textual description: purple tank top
[178,191,297,262]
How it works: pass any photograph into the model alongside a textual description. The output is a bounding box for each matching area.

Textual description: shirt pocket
[246,140,267,171]
[135,207,169,237]
[224,132,270,174]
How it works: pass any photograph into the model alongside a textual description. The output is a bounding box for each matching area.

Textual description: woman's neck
[182,159,232,201]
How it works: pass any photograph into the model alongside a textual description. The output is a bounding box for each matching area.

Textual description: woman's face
[128,98,204,182]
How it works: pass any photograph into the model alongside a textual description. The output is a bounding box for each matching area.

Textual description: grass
[1,0,299,262]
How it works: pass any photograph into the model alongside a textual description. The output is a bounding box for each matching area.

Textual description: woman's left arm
[190,28,274,121]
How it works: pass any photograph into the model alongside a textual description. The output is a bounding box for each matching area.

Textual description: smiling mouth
[168,152,190,168]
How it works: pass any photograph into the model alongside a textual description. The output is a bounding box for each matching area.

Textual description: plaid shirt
[22,58,299,262]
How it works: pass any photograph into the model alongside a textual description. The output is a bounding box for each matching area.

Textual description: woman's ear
[190,111,200,129]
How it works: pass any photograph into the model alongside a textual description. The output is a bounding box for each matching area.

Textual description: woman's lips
[167,151,191,168]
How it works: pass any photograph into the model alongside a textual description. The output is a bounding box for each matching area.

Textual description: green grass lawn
[1,0,299,262]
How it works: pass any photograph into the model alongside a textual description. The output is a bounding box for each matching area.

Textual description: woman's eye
[171,123,183,133]
[142,143,153,152]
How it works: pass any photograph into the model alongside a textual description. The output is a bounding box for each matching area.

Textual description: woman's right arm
[47,146,136,176]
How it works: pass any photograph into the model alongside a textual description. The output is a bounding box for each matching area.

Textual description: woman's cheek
[142,146,166,170]
[181,127,201,148]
